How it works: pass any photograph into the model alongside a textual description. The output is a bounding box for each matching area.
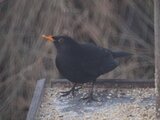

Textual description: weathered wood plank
[26,79,46,120]
[51,79,154,88]
[154,0,160,118]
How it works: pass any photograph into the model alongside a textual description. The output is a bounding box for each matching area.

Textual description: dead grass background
[0,0,154,120]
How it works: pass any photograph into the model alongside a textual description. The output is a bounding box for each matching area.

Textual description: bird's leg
[60,83,77,97]
[81,81,98,102]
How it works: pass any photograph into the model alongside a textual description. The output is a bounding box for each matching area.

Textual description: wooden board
[26,79,46,120]
[51,79,155,88]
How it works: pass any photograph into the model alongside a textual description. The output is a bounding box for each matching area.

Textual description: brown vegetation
[0,0,153,120]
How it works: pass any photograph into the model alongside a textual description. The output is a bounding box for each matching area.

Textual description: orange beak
[42,35,54,42]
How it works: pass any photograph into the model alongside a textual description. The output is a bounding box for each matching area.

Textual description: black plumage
[42,35,132,101]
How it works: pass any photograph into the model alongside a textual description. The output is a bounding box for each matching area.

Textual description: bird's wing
[79,44,118,76]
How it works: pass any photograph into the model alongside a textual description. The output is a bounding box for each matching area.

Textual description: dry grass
[0,0,154,120]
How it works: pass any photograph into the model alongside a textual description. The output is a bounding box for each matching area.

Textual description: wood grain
[26,79,46,120]
[51,79,154,88]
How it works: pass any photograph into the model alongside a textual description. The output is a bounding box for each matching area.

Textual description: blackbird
[42,35,132,102]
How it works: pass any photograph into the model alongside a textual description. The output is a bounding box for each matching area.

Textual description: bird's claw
[81,94,98,103]
[60,85,82,97]
[60,90,72,97]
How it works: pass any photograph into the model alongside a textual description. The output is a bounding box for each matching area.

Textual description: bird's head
[42,35,78,51]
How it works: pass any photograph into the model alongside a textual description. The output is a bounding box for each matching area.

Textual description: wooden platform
[26,79,46,120]
[51,79,154,88]
[26,78,154,120]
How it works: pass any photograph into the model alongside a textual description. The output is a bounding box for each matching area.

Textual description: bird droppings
[36,86,155,120]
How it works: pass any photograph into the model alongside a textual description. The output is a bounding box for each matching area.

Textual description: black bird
[42,35,131,102]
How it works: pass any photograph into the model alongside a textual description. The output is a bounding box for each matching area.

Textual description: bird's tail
[111,51,132,58]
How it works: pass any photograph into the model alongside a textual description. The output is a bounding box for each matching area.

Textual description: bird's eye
[58,38,64,44]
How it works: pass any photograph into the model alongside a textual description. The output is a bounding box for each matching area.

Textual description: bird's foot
[81,93,98,103]
[60,90,73,97]
[60,86,81,97]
